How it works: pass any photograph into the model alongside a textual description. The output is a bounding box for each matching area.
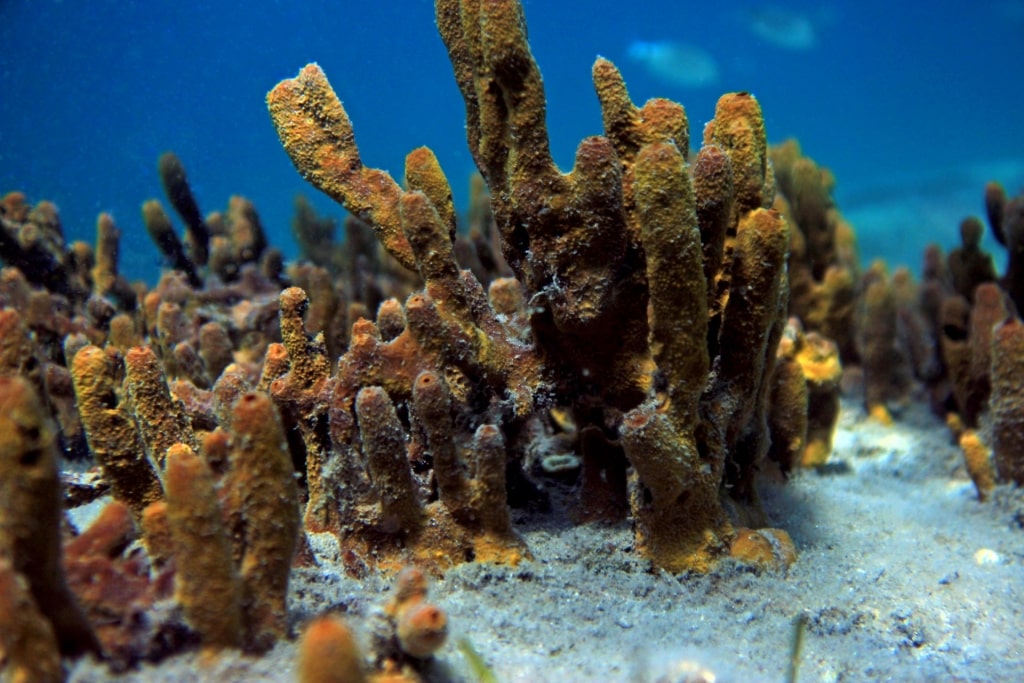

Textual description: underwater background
[1,0,1023,283]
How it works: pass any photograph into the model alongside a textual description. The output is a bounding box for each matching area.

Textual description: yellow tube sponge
[0,376,100,659]
[69,345,163,516]
[164,442,242,652]
[123,344,197,468]
[297,615,367,683]
[224,392,302,651]
[266,64,416,271]
[0,557,63,683]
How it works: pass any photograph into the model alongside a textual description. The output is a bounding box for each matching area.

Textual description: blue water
[2,0,1023,282]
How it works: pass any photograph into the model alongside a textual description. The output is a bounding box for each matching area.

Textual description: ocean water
[1,0,1023,283]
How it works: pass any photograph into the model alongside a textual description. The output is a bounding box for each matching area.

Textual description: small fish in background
[625,40,720,89]
[741,5,824,50]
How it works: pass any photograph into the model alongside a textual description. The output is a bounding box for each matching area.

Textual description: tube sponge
[0,376,100,662]
[297,615,367,683]
[386,567,448,660]
[164,442,243,651]
[990,317,1024,485]
[224,392,302,651]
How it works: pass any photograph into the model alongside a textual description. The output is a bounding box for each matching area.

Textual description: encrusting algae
[0,0,1022,680]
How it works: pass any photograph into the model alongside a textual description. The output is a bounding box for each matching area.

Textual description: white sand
[68,399,1024,682]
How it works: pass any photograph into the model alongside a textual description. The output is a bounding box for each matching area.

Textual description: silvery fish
[626,40,720,89]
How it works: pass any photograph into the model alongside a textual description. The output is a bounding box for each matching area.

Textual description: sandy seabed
[67,399,1024,683]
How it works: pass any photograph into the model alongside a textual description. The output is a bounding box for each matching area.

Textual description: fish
[742,6,819,50]
[625,40,720,89]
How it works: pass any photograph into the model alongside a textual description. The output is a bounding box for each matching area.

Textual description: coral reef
[770,139,859,363]
[267,0,802,574]
[984,181,1024,312]
[989,315,1024,484]
[0,192,92,303]
[4,0,1023,676]
[768,318,842,470]
[0,375,101,672]
[855,261,917,424]
[904,182,1024,489]
[19,0,1007,679]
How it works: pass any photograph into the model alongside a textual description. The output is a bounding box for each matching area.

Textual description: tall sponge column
[164,443,243,652]
[991,317,1024,484]
[70,345,164,516]
[633,140,708,430]
[224,392,302,651]
[0,376,100,663]
[297,615,367,683]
